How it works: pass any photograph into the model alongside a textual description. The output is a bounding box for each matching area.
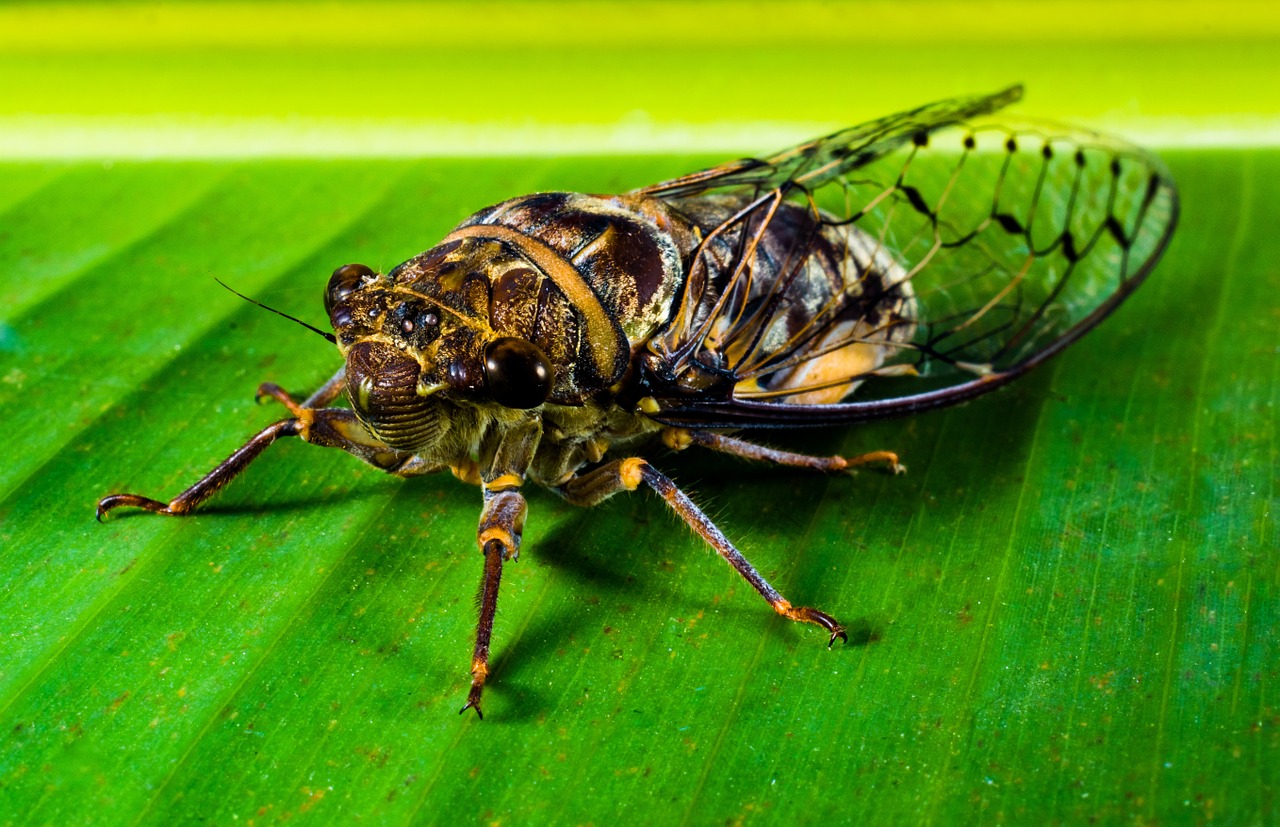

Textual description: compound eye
[483,337,553,409]
[325,263,375,317]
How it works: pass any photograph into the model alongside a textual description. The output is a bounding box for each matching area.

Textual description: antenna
[215,278,337,344]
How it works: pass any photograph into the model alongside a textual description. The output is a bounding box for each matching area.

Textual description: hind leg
[662,428,905,474]
[558,458,847,645]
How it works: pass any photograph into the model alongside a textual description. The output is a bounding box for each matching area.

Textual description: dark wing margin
[635,87,1180,429]
[637,85,1024,199]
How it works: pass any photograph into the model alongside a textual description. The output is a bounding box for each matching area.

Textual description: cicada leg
[460,482,527,720]
[558,459,848,646]
[459,420,541,720]
[664,428,905,475]
[96,367,433,520]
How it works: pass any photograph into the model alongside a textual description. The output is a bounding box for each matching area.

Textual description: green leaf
[1,1,1277,823]
[0,148,1276,824]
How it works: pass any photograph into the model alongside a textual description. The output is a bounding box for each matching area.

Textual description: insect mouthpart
[345,340,446,451]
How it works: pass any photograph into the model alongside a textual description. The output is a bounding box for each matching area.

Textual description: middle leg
[458,420,540,719]
[458,483,528,720]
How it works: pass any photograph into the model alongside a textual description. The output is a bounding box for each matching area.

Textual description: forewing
[637,86,1024,198]
[641,89,1179,428]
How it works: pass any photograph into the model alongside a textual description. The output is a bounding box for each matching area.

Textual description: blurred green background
[0,2,1276,825]
[1,0,1278,156]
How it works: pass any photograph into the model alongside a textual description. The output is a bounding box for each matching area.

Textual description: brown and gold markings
[441,223,628,382]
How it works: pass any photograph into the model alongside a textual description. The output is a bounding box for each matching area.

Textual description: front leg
[97,368,427,520]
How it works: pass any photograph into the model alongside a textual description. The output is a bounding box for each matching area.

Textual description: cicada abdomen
[631,193,919,407]
[634,85,1178,427]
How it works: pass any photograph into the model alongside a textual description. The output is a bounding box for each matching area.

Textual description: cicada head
[324,261,553,453]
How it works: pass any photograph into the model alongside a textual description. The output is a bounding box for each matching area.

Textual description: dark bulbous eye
[325,263,375,318]
[483,337,552,409]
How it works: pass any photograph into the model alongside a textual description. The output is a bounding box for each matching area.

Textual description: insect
[98,86,1178,718]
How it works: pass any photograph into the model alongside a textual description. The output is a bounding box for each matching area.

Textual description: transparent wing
[637,88,1180,428]
[638,86,1025,199]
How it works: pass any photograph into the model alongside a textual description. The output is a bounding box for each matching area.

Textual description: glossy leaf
[0,148,1275,825]
[1,1,1277,823]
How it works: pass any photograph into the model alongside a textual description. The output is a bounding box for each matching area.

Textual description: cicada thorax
[326,192,690,459]
[641,193,919,406]
[388,191,685,405]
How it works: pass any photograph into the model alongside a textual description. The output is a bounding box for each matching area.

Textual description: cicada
[98,87,1178,718]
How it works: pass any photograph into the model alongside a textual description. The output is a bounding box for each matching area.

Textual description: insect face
[325,263,460,452]
[323,256,558,452]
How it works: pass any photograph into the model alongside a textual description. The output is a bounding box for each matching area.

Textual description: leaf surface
[0,149,1275,825]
